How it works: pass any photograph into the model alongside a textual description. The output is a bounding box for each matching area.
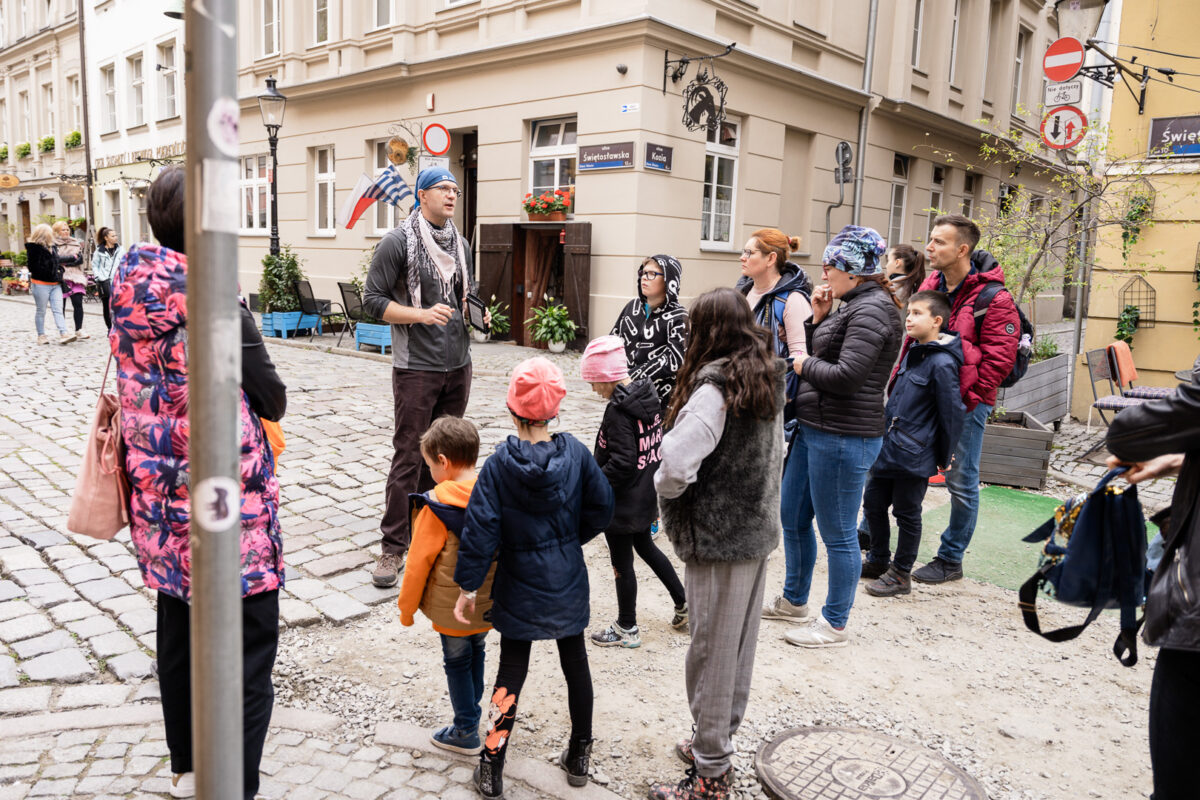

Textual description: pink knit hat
[580,336,630,383]
[507,357,567,422]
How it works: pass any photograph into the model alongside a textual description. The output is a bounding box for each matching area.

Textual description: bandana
[399,208,470,312]
[413,168,458,211]
[823,225,888,276]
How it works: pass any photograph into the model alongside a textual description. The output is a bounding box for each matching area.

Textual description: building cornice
[0,20,79,70]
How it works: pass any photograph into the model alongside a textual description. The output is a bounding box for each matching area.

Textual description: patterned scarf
[399,208,469,311]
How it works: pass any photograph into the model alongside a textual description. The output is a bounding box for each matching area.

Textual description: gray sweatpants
[685,557,769,777]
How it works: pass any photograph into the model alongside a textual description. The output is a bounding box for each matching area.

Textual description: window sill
[437,0,480,13]
[308,232,336,239]
[126,122,149,134]
[100,129,121,140]
[699,243,736,253]
[156,115,182,125]
[240,231,270,237]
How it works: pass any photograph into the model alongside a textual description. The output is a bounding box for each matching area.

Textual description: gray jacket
[656,359,785,564]
[363,226,475,371]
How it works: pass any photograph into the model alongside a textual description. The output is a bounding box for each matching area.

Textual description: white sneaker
[784,614,849,648]
[76,330,90,339]
[36,334,48,345]
[170,772,195,798]
[761,594,809,621]
[59,332,76,344]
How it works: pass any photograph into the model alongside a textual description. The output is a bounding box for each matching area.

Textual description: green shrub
[38,136,54,154]
[525,295,577,344]
[14,251,28,266]
[0,146,7,161]
[64,131,82,149]
[15,142,31,159]
[257,245,305,313]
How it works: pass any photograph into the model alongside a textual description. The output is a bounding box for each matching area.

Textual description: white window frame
[100,64,116,133]
[373,0,390,28]
[131,186,151,244]
[67,75,79,131]
[998,183,1016,216]
[0,100,7,145]
[889,154,909,247]
[701,118,740,248]
[929,164,945,237]
[528,117,577,200]
[261,0,280,57]
[157,41,177,120]
[948,0,960,83]
[961,173,977,218]
[127,54,144,127]
[372,139,404,235]
[18,0,26,38]
[313,0,328,44]
[19,90,30,143]
[40,82,52,142]
[106,188,122,242]
[240,153,273,234]
[1012,29,1028,114]
[313,145,336,234]
[911,0,923,69]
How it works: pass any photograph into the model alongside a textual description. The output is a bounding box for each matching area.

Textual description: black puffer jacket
[1106,369,1200,653]
[593,378,663,534]
[25,242,60,283]
[794,281,902,437]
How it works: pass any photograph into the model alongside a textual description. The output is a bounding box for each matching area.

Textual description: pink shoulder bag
[67,357,131,539]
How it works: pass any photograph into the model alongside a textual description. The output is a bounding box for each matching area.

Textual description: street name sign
[1041,105,1088,150]
[1043,37,1086,83]
[1148,115,1200,158]
[1044,79,1083,108]
[644,142,673,172]
[578,142,634,170]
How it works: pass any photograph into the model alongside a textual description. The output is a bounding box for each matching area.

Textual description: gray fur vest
[660,360,785,564]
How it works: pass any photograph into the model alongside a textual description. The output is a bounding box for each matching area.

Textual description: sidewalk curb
[374,720,625,800]
[0,703,342,740]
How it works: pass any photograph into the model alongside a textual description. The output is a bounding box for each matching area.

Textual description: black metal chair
[336,282,367,348]
[292,279,344,342]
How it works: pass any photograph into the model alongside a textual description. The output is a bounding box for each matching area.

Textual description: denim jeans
[440,631,486,732]
[32,282,67,336]
[936,402,992,563]
[779,425,882,628]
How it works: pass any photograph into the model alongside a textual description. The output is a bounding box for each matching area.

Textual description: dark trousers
[605,529,686,629]
[482,633,592,763]
[157,590,280,800]
[63,291,84,331]
[1150,647,1200,800]
[380,364,472,555]
[862,472,928,573]
[96,279,112,329]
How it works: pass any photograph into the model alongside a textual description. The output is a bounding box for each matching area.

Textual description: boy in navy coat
[862,291,965,596]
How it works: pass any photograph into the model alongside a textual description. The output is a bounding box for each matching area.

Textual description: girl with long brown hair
[651,287,785,799]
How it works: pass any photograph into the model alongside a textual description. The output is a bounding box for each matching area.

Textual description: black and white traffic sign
[1044,79,1083,108]
[1041,104,1088,150]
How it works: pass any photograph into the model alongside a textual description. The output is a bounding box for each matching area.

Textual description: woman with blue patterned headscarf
[762,225,904,648]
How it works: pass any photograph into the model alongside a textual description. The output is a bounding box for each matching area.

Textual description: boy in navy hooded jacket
[862,291,965,597]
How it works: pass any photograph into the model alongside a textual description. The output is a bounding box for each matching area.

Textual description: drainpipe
[74,0,96,228]
[852,0,880,226]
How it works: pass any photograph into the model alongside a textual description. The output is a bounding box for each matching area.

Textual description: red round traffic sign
[1043,37,1086,83]
[1040,105,1088,150]
[422,123,451,156]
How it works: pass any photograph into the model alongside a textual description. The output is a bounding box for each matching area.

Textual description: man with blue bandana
[364,167,478,587]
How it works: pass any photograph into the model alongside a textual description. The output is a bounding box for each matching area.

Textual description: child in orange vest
[398,416,496,755]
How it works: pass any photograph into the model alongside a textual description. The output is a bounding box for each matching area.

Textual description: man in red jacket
[901,214,1018,584]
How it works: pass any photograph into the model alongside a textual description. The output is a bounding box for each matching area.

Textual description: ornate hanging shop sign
[663,42,736,135]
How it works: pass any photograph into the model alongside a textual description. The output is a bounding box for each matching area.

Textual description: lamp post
[257,76,287,257]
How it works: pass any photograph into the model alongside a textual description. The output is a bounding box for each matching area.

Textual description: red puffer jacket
[894,250,1018,411]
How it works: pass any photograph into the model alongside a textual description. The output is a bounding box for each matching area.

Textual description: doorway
[18,201,30,242]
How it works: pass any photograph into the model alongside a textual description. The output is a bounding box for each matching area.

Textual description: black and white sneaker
[590,621,641,648]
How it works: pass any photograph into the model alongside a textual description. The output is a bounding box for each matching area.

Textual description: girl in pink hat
[453,356,615,798]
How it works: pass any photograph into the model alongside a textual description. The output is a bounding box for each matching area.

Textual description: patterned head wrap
[413,168,458,211]
[822,225,888,276]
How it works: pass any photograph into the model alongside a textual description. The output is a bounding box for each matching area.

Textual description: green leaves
[525,295,577,343]
[257,245,305,313]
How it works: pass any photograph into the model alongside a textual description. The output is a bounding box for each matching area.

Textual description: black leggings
[62,292,84,331]
[96,279,112,329]
[1150,647,1200,800]
[483,634,592,763]
[606,529,686,628]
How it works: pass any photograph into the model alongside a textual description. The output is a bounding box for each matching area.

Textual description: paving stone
[98,594,152,616]
[312,769,352,792]
[0,763,38,783]
[75,577,135,604]
[282,578,327,600]
[130,741,167,758]
[310,593,370,624]
[47,601,99,624]
[61,562,111,585]
[0,750,41,766]
[8,570,58,588]
[132,683,161,703]
[106,651,153,681]
[14,531,68,551]
[21,648,94,683]
[11,629,75,659]
[22,581,77,609]
[344,781,388,800]
[41,762,85,778]
[0,547,44,572]
[88,630,138,658]
[348,584,400,606]
[117,609,157,636]
[65,615,118,638]
[304,551,372,578]
[0,654,18,688]
[0,686,52,713]
[42,544,85,563]
[85,758,126,777]
[352,745,387,762]
[0,581,24,602]
[0,614,53,643]
[56,730,102,748]
[279,598,321,627]
[124,756,161,776]
[92,742,129,759]
[55,684,131,709]
[74,776,114,794]
[27,778,76,796]
[0,600,37,623]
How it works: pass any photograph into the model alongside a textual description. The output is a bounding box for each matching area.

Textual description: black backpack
[973,282,1033,388]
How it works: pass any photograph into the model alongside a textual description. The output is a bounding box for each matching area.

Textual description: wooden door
[477,223,515,341]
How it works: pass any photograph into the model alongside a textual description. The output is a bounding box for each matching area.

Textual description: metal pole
[852,0,879,226]
[268,131,280,256]
[74,0,96,230]
[185,1,244,798]
[1066,200,1090,413]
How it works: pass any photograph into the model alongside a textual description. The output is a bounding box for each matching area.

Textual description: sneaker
[648,766,732,800]
[911,557,963,584]
[928,469,947,486]
[76,330,90,339]
[761,595,809,621]
[371,553,403,587]
[783,614,849,648]
[59,332,76,344]
[591,621,641,648]
[860,558,890,580]
[430,724,481,756]
[670,603,689,631]
[169,772,195,798]
[36,334,48,345]
[865,566,912,597]
[675,738,694,765]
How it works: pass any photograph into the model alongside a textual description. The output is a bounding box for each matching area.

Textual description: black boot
[474,753,504,799]
[558,736,592,787]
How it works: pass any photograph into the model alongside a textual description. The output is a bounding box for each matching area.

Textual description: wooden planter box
[260,311,321,339]
[355,322,391,354]
[996,353,1070,427]
[980,411,1054,490]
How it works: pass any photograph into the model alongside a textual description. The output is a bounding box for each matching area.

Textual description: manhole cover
[755,727,985,800]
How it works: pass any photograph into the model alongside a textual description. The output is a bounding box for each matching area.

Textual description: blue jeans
[936,403,992,563]
[32,282,67,336]
[440,631,486,732]
[780,425,882,628]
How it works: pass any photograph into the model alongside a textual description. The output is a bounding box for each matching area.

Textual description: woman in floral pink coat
[109,166,286,800]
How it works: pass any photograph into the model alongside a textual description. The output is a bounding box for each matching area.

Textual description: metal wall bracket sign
[682,68,728,133]
[578,142,635,171]
[644,143,673,172]
[1148,115,1200,158]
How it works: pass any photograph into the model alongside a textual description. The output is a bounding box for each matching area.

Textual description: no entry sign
[1041,105,1088,150]
[1043,37,1086,83]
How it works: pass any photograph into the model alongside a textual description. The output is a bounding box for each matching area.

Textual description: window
[998,183,1016,216]
[929,164,946,236]
[529,118,577,199]
[132,187,151,243]
[40,83,52,140]
[157,42,176,119]
[0,2,6,46]
[961,173,978,218]
[701,119,739,246]
[374,0,390,27]
[314,146,335,233]
[911,0,923,69]
[100,65,116,132]
[1012,29,1028,114]
[106,188,121,241]
[372,140,403,233]
[0,100,7,145]
[67,76,79,131]
[240,154,272,232]
[41,0,48,26]
[18,0,26,38]
[1029,195,1044,225]
[19,90,30,142]
[314,0,328,43]
[127,55,144,127]
[889,154,909,247]
[948,0,960,83]
[261,0,279,57]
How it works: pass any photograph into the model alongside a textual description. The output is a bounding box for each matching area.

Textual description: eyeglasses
[741,248,762,258]
[427,184,462,198]
[639,270,664,280]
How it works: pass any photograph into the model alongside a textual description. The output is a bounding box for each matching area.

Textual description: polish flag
[338,173,378,229]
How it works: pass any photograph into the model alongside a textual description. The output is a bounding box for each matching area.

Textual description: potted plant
[0,146,8,161]
[473,295,511,343]
[350,250,391,354]
[522,186,574,221]
[994,336,1070,429]
[257,245,319,338]
[979,407,1054,490]
[38,136,55,154]
[64,131,82,150]
[15,142,31,159]
[526,294,578,352]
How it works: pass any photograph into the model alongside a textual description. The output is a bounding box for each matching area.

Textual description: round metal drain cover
[755,727,985,800]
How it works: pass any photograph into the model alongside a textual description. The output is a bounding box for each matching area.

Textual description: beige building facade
[236,0,1065,343]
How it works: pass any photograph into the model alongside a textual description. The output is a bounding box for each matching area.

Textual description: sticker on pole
[1041,105,1088,150]
[194,477,240,532]
[1043,37,1086,83]
[422,123,451,156]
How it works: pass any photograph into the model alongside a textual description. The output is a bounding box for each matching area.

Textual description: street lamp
[163,0,184,19]
[257,76,287,257]
[1054,0,1108,44]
